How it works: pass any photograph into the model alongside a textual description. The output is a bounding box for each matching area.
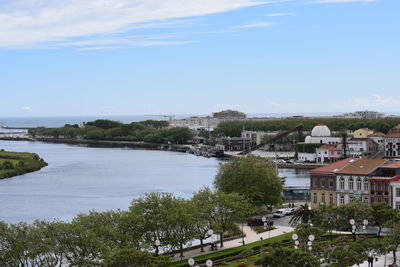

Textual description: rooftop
[317,144,342,151]
[385,133,400,138]
[336,159,388,175]
[309,158,355,175]
[369,132,385,137]
[381,161,400,169]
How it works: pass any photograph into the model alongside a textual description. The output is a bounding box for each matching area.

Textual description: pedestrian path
[172,225,294,261]
[352,250,398,267]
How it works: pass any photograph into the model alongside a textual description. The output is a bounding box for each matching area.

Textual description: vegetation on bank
[0,150,47,179]
[214,117,400,137]
[28,119,193,144]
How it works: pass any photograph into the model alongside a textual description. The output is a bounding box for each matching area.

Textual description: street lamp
[206,259,213,267]
[350,219,368,241]
[155,239,161,256]
[292,233,314,251]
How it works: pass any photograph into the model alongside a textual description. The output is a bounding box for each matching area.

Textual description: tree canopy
[214,157,283,206]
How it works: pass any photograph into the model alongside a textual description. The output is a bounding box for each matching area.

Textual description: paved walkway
[172,225,294,261]
[352,250,399,267]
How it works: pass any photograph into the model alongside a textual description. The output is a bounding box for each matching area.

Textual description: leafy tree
[318,237,366,267]
[103,248,169,267]
[210,191,255,247]
[1,161,14,169]
[370,202,397,237]
[191,188,216,252]
[387,221,400,265]
[313,205,340,240]
[86,128,105,140]
[166,127,193,144]
[86,120,123,129]
[214,157,283,207]
[257,247,320,267]
[334,201,372,232]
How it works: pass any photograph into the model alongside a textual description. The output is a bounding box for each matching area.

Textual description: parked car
[247,218,264,227]
[272,209,286,218]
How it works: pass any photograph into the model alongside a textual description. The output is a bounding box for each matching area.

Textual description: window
[349,196,354,202]
[349,178,354,190]
[357,178,362,190]
[313,192,317,203]
[396,202,400,210]
[364,197,368,203]
[329,180,333,188]
[396,188,400,197]
[340,177,345,190]
[364,179,369,191]
[371,182,375,194]
[329,193,333,204]
[340,195,344,205]
[321,193,325,204]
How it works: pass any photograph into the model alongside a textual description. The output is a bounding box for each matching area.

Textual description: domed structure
[305,136,312,144]
[311,124,331,137]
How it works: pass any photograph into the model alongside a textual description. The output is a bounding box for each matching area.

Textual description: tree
[210,191,254,247]
[103,248,169,267]
[166,127,193,144]
[334,202,372,232]
[257,247,320,267]
[191,188,216,252]
[312,205,340,240]
[370,202,397,238]
[289,204,314,226]
[387,221,400,266]
[318,237,366,267]
[214,157,283,207]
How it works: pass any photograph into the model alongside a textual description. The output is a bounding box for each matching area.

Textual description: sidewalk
[352,250,398,267]
[172,225,294,261]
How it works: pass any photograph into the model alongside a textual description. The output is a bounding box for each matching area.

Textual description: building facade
[316,144,343,163]
[309,158,354,209]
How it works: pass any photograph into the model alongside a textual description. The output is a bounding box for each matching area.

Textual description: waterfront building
[219,137,251,151]
[353,128,374,139]
[304,124,342,145]
[368,132,385,152]
[335,159,388,205]
[309,158,355,209]
[347,138,378,158]
[316,144,343,163]
[298,152,316,163]
[385,125,400,158]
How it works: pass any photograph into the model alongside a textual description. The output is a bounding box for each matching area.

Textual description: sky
[0,0,399,117]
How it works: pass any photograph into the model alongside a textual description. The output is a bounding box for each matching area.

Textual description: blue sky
[1,0,399,117]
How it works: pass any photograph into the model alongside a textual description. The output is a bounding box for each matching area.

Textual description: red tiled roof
[391,176,400,182]
[381,161,400,169]
[385,133,400,138]
[370,176,393,181]
[336,159,388,175]
[309,158,355,175]
[317,144,342,151]
[369,132,385,137]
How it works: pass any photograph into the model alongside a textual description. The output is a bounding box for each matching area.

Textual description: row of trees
[214,117,400,137]
[28,120,193,144]
[0,189,254,266]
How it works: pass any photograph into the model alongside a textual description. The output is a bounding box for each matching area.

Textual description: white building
[335,159,387,205]
[298,152,316,163]
[316,144,343,163]
[391,176,400,210]
[304,124,342,145]
[368,132,385,152]
[347,138,378,158]
[341,110,385,119]
[385,126,400,158]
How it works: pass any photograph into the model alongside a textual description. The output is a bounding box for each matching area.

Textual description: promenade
[172,224,294,261]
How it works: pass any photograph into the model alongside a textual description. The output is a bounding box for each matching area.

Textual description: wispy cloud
[263,12,296,17]
[234,22,277,29]
[0,0,267,49]
[21,106,32,111]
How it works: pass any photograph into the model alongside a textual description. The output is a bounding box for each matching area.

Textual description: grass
[164,233,293,267]
[0,150,48,179]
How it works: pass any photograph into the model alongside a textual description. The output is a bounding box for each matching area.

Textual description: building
[335,159,388,205]
[341,110,385,119]
[385,125,400,158]
[212,110,246,119]
[368,132,385,152]
[353,128,374,139]
[309,158,355,209]
[304,124,342,145]
[316,144,343,163]
[347,138,378,158]
[241,130,272,145]
[298,152,317,163]
[369,161,400,205]
[390,175,400,210]
[219,137,251,151]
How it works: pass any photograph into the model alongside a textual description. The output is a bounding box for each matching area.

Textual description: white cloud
[263,12,296,16]
[234,22,277,29]
[0,0,268,49]
[346,94,400,108]
[21,106,32,111]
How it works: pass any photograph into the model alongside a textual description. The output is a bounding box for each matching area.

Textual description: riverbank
[0,150,48,179]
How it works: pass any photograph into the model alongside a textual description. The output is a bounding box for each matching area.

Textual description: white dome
[311,124,331,137]
[305,136,312,143]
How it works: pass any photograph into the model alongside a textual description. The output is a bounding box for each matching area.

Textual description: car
[285,208,294,215]
[272,209,286,218]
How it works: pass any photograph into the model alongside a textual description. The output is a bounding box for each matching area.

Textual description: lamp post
[349,219,368,241]
[155,239,161,256]
[292,233,314,251]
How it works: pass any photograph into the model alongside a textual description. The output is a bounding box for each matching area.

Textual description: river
[0,140,309,223]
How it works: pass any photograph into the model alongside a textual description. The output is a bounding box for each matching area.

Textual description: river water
[0,140,309,223]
